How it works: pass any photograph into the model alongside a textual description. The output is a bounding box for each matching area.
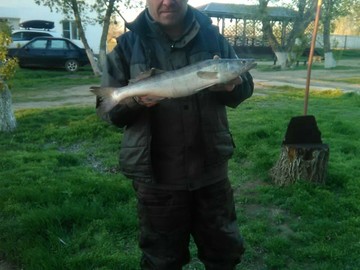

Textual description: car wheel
[65,59,79,72]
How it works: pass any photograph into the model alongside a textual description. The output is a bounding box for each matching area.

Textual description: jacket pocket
[204,131,235,165]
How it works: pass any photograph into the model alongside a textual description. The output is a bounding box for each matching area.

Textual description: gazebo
[196,2,297,56]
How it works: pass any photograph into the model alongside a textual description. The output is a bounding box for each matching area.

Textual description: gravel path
[252,61,360,93]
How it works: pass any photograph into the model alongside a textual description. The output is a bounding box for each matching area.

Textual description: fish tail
[90,86,119,114]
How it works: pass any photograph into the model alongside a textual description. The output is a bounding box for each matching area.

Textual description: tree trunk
[324,51,337,68]
[71,0,101,76]
[274,51,288,68]
[323,0,337,68]
[269,116,329,186]
[259,0,317,69]
[98,0,116,71]
[269,144,329,186]
[0,83,17,132]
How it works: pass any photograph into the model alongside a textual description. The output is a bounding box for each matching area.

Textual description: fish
[91,58,257,114]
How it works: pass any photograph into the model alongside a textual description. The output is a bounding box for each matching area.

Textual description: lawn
[1,65,360,270]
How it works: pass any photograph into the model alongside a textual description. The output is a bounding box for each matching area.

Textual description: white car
[9,29,63,48]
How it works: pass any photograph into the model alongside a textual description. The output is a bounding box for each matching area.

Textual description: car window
[11,31,52,41]
[49,40,69,50]
[26,39,48,49]
[27,32,51,39]
[11,32,23,41]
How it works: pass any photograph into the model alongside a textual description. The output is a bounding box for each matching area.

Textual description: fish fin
[129,68,165,84]
[197,71,219,79]
[90,86,118,114]
[90,86,115,98]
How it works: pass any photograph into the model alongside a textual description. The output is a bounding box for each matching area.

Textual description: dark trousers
[133,178,244,270]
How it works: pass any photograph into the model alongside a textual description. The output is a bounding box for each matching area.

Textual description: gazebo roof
[196,2,297,21]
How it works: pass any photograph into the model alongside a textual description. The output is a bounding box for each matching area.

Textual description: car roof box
[19,20,55,30]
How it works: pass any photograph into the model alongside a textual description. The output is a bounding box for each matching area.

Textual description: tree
[0,22,18,132]
[34,0,102,76]
[334,5,360,35]
[91,0,143,70]
[258,0,317,68]
[321,0,355,68]
[92,0,117,71]
[35,0,144,74]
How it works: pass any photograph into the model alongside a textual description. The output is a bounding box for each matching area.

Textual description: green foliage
[34,0,91,22]
[0,22,18,85]
[289,34,311,65]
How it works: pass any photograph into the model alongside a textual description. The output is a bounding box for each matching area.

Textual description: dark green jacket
[98,6,254,190]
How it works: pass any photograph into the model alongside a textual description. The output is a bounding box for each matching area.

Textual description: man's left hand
[209,76,243,92]
[209,55,243,92]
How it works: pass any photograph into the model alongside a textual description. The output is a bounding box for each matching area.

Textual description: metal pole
[304,0,323,115]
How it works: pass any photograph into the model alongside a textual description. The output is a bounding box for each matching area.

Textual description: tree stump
[269,144,329,186]
[269,115,329,186]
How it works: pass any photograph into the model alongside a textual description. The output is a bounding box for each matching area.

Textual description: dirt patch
[0,260,16,270]
[13,84,96,110]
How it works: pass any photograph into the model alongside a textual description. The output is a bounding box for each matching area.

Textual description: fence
[316,35,360,50]
[218,18,360,50]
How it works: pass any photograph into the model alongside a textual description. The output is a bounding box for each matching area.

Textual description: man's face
[146,0,188,27]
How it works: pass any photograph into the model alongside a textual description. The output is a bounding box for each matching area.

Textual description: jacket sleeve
[96,42,146,128]
[214,34,254,108]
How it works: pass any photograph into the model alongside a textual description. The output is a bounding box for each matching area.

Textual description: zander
[91,58,257,113]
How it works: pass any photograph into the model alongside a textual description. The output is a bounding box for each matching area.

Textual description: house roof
[196,2,297,21]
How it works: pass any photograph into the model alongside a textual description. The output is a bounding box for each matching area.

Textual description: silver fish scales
[91,58,257,114]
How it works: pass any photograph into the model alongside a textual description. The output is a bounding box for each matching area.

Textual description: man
[97,0,254,269]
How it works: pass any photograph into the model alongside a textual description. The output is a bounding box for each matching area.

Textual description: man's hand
[209,55,243,92]
[131,68,165,107]
[134,95,163,107]
[209,76,243,92]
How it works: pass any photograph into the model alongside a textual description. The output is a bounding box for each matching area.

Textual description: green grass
[0,107,140,269]
[325,77,360,84]
[227,88,360,270]
[1,65,360,269]
[333,49,360,60]
[7,66,99,94]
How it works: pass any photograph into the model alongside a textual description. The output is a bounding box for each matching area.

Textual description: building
[0,0,102,54]
[197,2,360,56]
[197,3,297,46]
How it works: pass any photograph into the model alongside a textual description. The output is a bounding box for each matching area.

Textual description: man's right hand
[134,96,163,107]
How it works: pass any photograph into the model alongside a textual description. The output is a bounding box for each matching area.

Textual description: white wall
[316,34,360,50]
[330,35,360,50]
[0,0,102,53]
